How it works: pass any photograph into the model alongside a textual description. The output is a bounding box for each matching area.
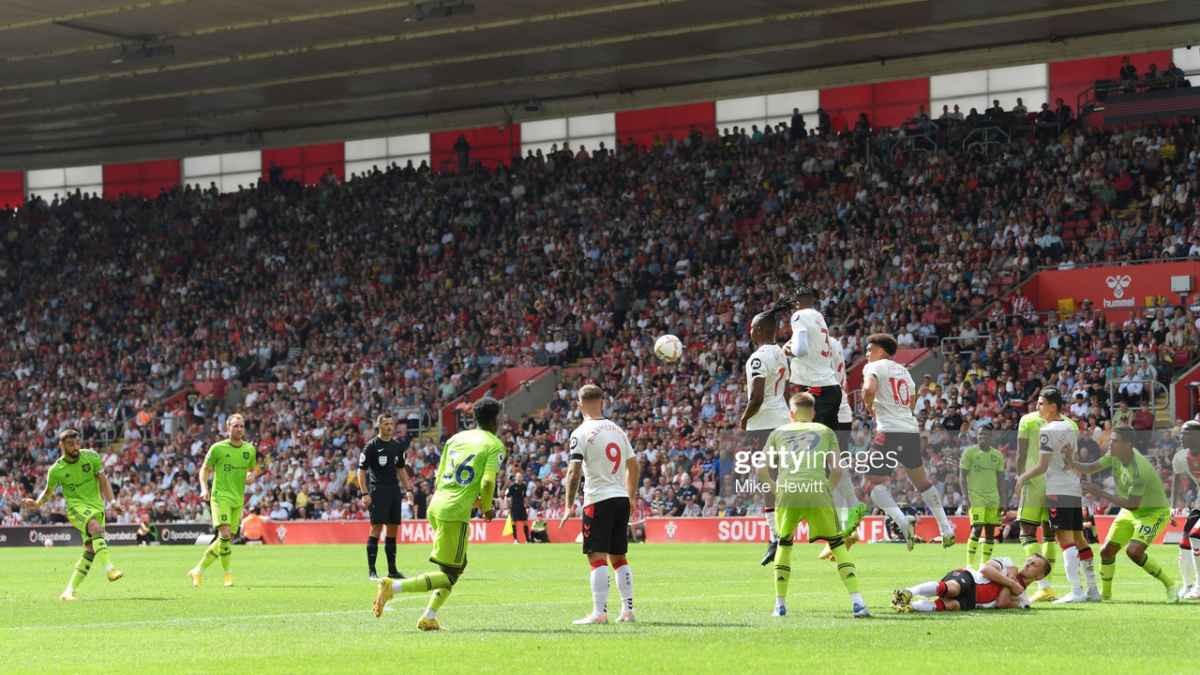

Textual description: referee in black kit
[356,414,413,580]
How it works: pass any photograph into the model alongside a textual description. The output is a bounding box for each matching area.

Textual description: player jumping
[1014,389,1099,604]
[22,429,123,600]
[561,384,640,625]
[1072,427,1181,602]
[891,555,1050,613]
[373,397,506,630]
[759,393,869,618]
[1171,420,1200,599]
[356,414,414,581]
[189,413,259,588]
[739,312,792,566]
[861,333,955,548]
[817,332,868,560]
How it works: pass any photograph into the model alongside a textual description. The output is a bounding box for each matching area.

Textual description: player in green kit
[373,397,506,630]
[1071,427,1181,602]
[22,429,123,600]
[959,425,1004,568]
[1016,407,1067,602]
[757,393,869,618]
[189,414,259,589]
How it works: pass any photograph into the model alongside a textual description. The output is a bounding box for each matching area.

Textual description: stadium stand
[4,113,1200,528]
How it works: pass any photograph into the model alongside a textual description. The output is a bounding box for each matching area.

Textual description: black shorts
[940,569,977,610]
[867,431,922,475]
[795,385,842,429]
[369,486,404,525]
[582,497,630,555]
[1046,494,1084,531]
[1182,509,1200,547]
[511,507,528,522]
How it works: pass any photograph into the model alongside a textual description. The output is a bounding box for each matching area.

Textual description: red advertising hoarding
[259,515,1178,546]
[1031,261,1200,321]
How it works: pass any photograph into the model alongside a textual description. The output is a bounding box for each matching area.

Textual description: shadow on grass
[467,628,577,635]
[243,584,336,589]
[638,621,753,629]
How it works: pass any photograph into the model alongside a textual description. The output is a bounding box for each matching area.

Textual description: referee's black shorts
[369,486,404,525]
[794,384,842,429]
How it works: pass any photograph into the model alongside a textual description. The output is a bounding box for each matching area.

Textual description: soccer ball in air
[43,537,54,548]
[654,334,683,363]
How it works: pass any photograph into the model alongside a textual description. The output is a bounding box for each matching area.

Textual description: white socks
[765,510,778,541]
[614,562,633,613]
[908,581,939,596]
[832,474,858,509]
[1181,548,1198,588]
[869,485,909,533]
[590,564,610,616]
[1063,545,1082,595]
[920,486,952,535]
[391,580,404,592]
[910,598,936,612]
[1081,555,1097,592]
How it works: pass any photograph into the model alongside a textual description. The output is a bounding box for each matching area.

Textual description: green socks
[967,536,980,567]
[1101,558,1115,599]
[773,543,793,600]
[91,537,111,572]
[199,539,221,570]
[399,572,453,594]
[218,537,232,572]
[1135,554,1173,586]
[832,543,860,594]
[68,551,94,591]
[981,539,995,563]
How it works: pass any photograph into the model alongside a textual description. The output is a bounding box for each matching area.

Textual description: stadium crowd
[4,110,1200,530]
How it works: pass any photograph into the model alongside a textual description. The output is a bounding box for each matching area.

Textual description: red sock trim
[590,559,608,570]
[1062,544,1077,552]
[1079,547,1094,561]
[764,507,775,513]
[936,581,947,596]
[1182,539,1192,551]
[610,557,628,569]
[934,599,946,612]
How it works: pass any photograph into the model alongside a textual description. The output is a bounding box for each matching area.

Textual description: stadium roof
[2,0,1199,167]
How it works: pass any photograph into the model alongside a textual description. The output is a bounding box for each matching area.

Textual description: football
[654,334,683,363]
[42,537,54,548]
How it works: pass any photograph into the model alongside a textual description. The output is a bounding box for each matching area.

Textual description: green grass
[0,541,1192,674]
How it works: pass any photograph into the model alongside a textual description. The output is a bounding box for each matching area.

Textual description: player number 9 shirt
[569,419,633,507]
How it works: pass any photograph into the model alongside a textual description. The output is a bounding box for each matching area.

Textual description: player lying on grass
[891,555,1050,613]
[373,397,505,631]
[22,428,123,600]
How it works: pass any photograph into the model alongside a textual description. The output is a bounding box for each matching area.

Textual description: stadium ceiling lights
[408,0,476,22]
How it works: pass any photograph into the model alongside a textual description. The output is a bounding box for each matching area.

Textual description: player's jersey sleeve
[861,360,878,389]
[1173,449,1189,476]
[1017,415,1034,444]
[789,312,809,356]
[485,438,505,476]
[1097,454,1115,471]
[989,557,1013,575]
[358,440,373,471]
[88,450,103,476]
[960,447,975,471]
[45,464,60,493]
[747,350,767,383]
[568,428,584,462]
[204,443,221,468]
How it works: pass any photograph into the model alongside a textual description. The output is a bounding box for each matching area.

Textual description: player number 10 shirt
[862,358,918,433]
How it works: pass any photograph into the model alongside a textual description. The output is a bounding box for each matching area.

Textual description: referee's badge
[379,455,389,466]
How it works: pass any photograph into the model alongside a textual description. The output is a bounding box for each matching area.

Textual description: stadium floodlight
[410,0,476,21]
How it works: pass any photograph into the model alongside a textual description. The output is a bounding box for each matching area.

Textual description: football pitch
[0,542,1191,674]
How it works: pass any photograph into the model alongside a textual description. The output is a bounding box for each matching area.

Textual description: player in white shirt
[739,312,792,566]
[776,287,842,427]
[1171,420,1200,598]
[818,335,869,562]
[860,333,955,548]
[561,384,640,625]
[1014,387,1099,603]
[891,555,1050,613]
